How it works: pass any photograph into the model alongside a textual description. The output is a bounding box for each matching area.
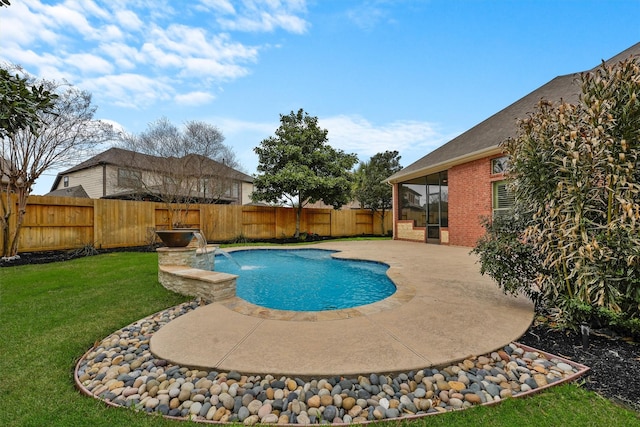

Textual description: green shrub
[475,56,640,336]
[472,209,543,305]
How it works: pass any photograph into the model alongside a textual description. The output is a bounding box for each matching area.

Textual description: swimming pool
[214,249,396,311]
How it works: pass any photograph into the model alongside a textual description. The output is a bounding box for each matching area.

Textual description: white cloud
[218,12,308,33]
[140,42,184,68]
[0,0,307,112]
[198,0,236,14]
[99,42,142,70]
[319,115,451,164]
[115,9,144,31]
[140,28,258,80]
[81,73,174,108]
[216,0,309,33]
[213,117,277,135]
[1,47,62,70]
[346,5,386,31]
[1,2,60,46]
[101,24,125,41]
[66,53,115,75]
[98,118,127,134]
[45,2,96,36]
[218,12,308,34]
[150,25,258,63]
[175,91,216,106]
[211,114,452,171]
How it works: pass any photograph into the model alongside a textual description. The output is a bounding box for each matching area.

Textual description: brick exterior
[448,157,493,246]
[393,155,506,247]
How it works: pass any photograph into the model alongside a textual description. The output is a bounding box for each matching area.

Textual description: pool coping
[149,241,536,377]
[217,247,415,320]
[74,240,593,424]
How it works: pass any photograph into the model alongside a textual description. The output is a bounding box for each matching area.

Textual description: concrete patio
[150,240,534,378]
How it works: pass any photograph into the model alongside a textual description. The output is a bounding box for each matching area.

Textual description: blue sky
[2,0,639,194]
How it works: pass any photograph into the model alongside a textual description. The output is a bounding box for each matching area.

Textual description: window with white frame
[493,180,514,217]
[491,156,509,174]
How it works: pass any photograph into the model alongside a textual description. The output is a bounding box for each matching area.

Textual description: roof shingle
[388,42,640,183]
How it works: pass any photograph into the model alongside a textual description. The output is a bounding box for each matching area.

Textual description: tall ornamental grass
[476,57,640,335]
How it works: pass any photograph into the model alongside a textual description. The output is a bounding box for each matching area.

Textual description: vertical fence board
[153,203,201,230]
[275,207,297,238]
[1,195,390,253]
[356,211,374,235]
[94,199,155,248]
[17,195,95,251]
[305,209,332,236]
[331,210,354,237]
[201,205,243,241]
[242,206,276,239]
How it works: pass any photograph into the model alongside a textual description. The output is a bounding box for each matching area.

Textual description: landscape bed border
[74,299,590,425]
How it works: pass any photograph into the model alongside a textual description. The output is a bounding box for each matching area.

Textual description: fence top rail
[26,195,96,207]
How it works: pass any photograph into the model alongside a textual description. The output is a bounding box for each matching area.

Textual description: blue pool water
[214,249,396,311]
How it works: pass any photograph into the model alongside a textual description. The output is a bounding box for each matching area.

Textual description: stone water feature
[156,229,237,302]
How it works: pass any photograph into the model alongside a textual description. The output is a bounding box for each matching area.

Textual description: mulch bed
[2,248,639,412]
[518,322,639,411]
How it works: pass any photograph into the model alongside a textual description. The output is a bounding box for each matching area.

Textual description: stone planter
[155,229,199,247]
[157,244,236,303]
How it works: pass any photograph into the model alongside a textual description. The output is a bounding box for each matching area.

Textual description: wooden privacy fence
[2,195,392,253]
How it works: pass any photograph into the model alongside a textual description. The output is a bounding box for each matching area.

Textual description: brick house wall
[393,154,506,247]
[448,155,507,247]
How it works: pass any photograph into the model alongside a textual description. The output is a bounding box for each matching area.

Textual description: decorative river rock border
[75,300,589,425]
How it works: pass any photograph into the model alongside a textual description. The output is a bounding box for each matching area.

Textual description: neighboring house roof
[305,200,362,209]
[50,147,254,191]
[100,186,239,204]
[45,185,90,198]
[388,42,640,183]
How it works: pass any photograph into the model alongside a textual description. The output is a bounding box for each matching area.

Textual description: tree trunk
[0,191,11,257]
[7,188,28,257]
[379,209,386,236]
[294,204,302,239]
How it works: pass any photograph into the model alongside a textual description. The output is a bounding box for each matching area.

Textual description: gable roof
[45,185,90,198]
[388,42,640,183]
[51,147,253,190]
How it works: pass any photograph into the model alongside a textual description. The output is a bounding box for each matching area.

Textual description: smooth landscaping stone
[75,299,584,425]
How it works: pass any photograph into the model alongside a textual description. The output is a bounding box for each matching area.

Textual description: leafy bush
[231,233,250,244]
[472,209,543,305]
[69,242,99,258]
[475,57,640,336]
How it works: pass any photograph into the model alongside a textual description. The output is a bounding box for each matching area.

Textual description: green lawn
[1,252,638,427]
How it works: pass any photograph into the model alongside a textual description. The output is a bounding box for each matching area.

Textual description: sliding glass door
[398,171,448,243]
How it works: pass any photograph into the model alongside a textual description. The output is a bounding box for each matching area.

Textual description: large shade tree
[354,150,402,235]
[0,67,57,139]
[1,70,113,257]
[252,109,358,238]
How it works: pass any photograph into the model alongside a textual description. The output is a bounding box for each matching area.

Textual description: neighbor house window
[118,168,141,187]
[224,182,240,198]
[491,156,509,174]
[63,176,69,187]
[493,180,515,217]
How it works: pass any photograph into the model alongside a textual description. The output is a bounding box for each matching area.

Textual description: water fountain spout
[215,248,242,267]
[192,230,207,252]
[192,230,214,271]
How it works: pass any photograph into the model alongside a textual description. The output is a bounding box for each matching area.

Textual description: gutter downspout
[102,163,107,197]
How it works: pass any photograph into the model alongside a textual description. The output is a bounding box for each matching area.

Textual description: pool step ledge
[157,245,237,303]
[158,265,237,302]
